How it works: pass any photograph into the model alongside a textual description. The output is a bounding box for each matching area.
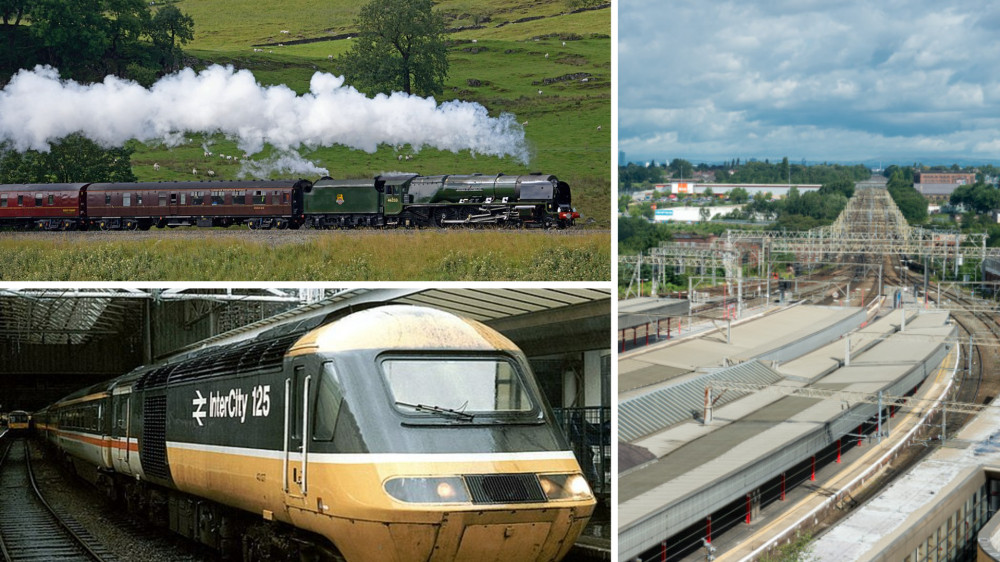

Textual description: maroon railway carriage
[85,180,306,230]
[0,183,86,230]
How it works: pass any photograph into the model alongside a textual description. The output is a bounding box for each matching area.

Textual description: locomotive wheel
[126,221,139,231]
[247,220,257,230]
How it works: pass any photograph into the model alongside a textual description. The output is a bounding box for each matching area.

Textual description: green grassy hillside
[131,0,610,226]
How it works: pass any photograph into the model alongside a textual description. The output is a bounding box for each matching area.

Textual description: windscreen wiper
[395,401,475,421]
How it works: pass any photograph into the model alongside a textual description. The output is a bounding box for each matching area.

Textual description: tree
[819,178,854,199]
[103,0,152,76]
[886,170,927,224]
[669,158,693,179]
[0,135,137,183]
[338,0,448,97]
[729,186,749,204]
[618,216,672,254]
[29,0,109,80]
[151,5,194,72]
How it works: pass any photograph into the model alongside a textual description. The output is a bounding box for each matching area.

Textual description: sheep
[562,41,566,46]
[226,155,234,161]
[192,168,197,175]
[521,120,528,126]
[280,30,290,34]
[153,163,160,171]
[204,151,211,157]
[207,170,216,177]
[405,155,412,161]
[537,89,543,95]
[596,125,602,131]
[544,53,549,58]
[327,54,334,59]
[472,39,477,43]
[397,155,403,161]
[581,77,589,82]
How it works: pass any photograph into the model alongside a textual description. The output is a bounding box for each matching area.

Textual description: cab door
[110,387,135,475]
[383,184,403,216]
[283,359,313,506]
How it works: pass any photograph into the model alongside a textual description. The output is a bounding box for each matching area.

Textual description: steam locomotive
[33,305,595,561]
[0,173,580,231]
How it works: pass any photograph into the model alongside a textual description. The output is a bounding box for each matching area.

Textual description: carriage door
[111,387,134,475]
[283,359,313,504]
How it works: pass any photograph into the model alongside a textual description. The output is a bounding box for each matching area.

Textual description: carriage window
[170,193,177,205]
[159,193,167,206]
[180,193,186,205]
[235,190,246,204]
[382,357,533,414]
[0,194,6,207]
[105,194,112,205]
[212,191,224,205]
[48,194,54,205]
[35,194,43,206]
[136,193,143,205]
[123,193,131,206]
[253,190,265,204]
[282,192,289,204]
[192,192,203,205]
[17,195,23,206]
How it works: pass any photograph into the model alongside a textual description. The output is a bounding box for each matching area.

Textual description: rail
[0,439,114,562]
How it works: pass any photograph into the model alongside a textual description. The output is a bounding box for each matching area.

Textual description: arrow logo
[192,390,207,426]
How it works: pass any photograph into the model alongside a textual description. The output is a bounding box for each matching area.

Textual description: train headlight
[537,473,593,501]
[384,477,470,504]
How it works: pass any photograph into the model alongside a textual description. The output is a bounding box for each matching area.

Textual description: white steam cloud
[0,64,530,164]
[238,152,330,178]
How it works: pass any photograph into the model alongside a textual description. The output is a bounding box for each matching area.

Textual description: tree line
[619,158,871,191]
[0,0,194,87]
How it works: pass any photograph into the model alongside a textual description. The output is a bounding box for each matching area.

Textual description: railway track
[933,286,1000,408]
[0,439,115,562]
[884,254,1000,434]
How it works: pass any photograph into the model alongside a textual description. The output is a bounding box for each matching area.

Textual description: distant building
[915,172,975,185]
[914,172,975,199]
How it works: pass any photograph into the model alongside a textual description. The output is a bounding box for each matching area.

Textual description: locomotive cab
[275,305,596,561]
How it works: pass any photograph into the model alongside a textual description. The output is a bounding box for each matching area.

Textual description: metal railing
[553,406,611,496]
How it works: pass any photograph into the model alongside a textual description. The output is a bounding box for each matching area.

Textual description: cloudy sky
[619,0,1000,165]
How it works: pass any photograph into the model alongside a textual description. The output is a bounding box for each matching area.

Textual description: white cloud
[619,0,1000,163]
